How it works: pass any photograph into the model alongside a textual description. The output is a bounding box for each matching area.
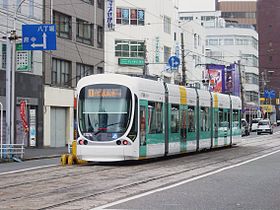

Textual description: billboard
[206,64,240,96]
[207,64,225,93]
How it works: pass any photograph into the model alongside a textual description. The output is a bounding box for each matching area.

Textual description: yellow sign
[261,105,273,113]
[179,86,187,105]
[87,88,122,98]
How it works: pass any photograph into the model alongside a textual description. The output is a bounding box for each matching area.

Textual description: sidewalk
[23,146,68,160]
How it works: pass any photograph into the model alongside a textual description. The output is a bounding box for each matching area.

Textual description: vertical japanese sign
[105,0,115,31]
[155,36,160,63]
[29,109,36,147]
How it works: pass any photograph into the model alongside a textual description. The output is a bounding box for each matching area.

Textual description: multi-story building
[205,21,259,122]
[0,0,44,147]
[104,0,179,83]
[43,0,104,147]
[257,0,280,120]
[216,0,257,29]
[179,11,259,122]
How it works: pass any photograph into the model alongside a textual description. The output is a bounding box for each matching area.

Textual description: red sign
[20,100,29,133]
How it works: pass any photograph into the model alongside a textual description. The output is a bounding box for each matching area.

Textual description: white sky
[178,0,257,12]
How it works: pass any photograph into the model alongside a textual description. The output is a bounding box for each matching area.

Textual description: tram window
[188,106,195,132]
[232,110,240,128]
[128,95,138,141]
[148,102,163,134]
[200,107,209,131]
[218,109,224,128]
[171,104,179,133]
[227,111,231,128]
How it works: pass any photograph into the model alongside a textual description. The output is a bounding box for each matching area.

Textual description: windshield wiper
[93,121,122,135]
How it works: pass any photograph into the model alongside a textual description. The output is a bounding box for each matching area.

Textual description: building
[0,0,44,147]
[205,20,259,122]
[178,19,206,87]
[104,0,179,83]
[257,0,280,120]
[43,0,104,147]
[216,0,257,30]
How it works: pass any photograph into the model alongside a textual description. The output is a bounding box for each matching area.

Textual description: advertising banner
[207,64,225,93]
[105,0,115,31]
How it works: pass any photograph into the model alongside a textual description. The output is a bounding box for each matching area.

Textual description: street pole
[143,40,148,76]
[5,31,12,145]
[4,0,26,145]
[238,60,245,119]
[180,33,186,85]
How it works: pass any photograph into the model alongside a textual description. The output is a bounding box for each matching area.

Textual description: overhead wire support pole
[10,0,27,144]
[238,60,245,118]
[180,33,186,85]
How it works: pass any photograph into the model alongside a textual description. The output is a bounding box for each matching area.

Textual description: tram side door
[180,105,187,152]
[139,100,148,158]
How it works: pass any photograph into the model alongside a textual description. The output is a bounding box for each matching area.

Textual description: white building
[179,20,206,87]
[105,0,180,82]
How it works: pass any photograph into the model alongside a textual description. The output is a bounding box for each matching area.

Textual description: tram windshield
[78,84,132,141]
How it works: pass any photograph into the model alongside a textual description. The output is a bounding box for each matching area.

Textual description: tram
[76,74,242,162]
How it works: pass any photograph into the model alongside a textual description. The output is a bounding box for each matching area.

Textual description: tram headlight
[123,140,128,145]
[78,139,84,145]
[116,140,122,145]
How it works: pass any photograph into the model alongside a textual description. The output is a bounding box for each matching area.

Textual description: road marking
[92,149,280,210]
[0,164,58,176]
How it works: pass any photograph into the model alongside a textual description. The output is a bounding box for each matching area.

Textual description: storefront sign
[29,109,36,147]
[118,58,144,66]
[105,0,115,31]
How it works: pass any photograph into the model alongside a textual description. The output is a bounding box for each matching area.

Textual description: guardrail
[0,144,25,160]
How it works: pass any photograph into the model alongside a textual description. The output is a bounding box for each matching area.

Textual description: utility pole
[180,33,186,85]
[5,0,26,145]
[143,40,148,76]
[238,60,245,118]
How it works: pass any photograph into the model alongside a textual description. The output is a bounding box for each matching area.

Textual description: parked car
[257,119,273,135]
[251,118,261,132]
[277,120,280,126]
[241,119,250,136]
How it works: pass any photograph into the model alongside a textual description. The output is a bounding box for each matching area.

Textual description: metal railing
[0,102,3,159]
[0,144,25,160]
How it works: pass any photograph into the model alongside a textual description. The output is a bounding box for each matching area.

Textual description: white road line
[92,149,280,210]
[0,164,58,176]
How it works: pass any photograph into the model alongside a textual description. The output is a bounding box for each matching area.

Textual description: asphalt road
[98,150,280,210]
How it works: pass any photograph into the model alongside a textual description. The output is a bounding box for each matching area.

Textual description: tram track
[1,134,280,209]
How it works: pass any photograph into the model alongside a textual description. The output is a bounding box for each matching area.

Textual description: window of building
[82,0,93,5]
[97,0,104,9]
[245,73,259,85]
[115,40,144,58]
[97,25,104,48]
[2,0,8,8]
[53,11,71,39]
[96,66,104,74]
[164,16,171,34]
[245,91,258,104]
[164,46,171,63]
[224,38,234,45]
[76,18,93,45]
[148,102,163,134]
[116,8,145,26]
[208,39,219,46]
[52,58,71,87]
[171,104,179,133]
[76,63,93,84]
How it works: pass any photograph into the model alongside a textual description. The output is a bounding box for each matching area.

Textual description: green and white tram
[76,74,242,162]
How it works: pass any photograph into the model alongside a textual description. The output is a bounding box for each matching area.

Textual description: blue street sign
[22,24,57,51]
[270,90,276,98]
[264,89,276,98]
[264,90,269,98]
[168,56,180,68]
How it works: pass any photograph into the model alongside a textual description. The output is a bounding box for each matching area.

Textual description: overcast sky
[178,0,257,12]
